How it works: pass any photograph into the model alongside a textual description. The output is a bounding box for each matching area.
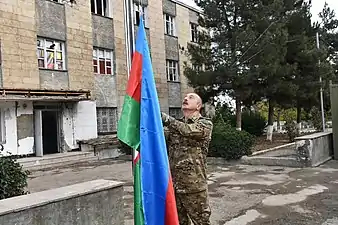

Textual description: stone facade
[65,0,94,91]
[0,0,200,146]
[0,0,39,89]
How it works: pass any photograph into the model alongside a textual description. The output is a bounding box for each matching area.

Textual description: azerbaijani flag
[117,16,179,225]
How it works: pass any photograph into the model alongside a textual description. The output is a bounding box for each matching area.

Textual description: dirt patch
[252,134,290,152]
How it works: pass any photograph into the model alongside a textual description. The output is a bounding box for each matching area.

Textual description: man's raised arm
[161,112,212,139]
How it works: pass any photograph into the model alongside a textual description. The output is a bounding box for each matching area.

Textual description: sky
[311,0,338,23]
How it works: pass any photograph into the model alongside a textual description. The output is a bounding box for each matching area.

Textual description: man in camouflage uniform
[161,93,213,225]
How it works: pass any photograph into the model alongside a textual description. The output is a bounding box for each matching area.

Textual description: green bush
[208,121,255,160]
[284,113,298,142]
[228,111,266,136]
[0,151,30,200]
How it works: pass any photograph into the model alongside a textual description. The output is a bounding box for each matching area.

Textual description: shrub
[284,116,297,142]
[208,121,255,160]
[310,107,323,131]
[240,111,267,136]
[220,111,266,136]
[0,150,30,200]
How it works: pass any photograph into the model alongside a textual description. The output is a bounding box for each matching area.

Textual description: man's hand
[161,112,170,125]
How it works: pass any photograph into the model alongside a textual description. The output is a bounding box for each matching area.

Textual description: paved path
[28,158,338,225]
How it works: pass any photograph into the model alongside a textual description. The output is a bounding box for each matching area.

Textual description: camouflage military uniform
[162,113,213,225]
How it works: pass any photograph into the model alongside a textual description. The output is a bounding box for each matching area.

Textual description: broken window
[91,0,110,17]
[166,60,179,82]
[97,107,117,134]
[37,38,65,70]
[134,3,148,27]
[93,48,113,75]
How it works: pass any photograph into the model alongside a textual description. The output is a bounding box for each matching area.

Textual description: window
[97,107,117,134]
[91,0,110,17]
[37,38,65,70]
[169,108,182,119]
[166,60,179,82]
[164,14,176,36]
[93,48,113,75]
[134,3,148,27]
[190,23,198,43]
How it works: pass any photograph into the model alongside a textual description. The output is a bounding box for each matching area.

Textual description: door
[42,111,59,154]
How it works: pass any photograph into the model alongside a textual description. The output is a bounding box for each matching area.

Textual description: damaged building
[0,0,202,157]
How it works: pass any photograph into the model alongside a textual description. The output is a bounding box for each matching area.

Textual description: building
[0,0,202,156]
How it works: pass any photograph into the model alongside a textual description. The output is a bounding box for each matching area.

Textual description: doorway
[42,111,59,154]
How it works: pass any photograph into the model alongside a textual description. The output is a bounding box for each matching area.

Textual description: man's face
[182,93,201,111]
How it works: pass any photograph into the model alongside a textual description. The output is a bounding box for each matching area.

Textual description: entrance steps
[240,143,305,167]
[17,151,98,171]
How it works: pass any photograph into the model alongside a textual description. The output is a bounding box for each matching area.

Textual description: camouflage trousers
[175,190,211,225]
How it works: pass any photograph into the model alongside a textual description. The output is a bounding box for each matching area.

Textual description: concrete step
[18,151,98,171]
[240,143,306,167]
[241,155,304,168]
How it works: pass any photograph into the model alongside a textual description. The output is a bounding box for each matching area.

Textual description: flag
[117,16,179,225]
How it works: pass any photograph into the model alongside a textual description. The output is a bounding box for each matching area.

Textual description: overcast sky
[311,0,338,23]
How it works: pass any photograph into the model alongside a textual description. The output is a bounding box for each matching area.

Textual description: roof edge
[171,0,203,13]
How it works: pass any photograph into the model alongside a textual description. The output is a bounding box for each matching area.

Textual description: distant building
[0,0,201,156]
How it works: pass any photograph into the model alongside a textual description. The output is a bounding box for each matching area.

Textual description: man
[161,93,213,225]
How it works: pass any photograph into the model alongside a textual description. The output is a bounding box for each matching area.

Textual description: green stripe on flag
[134,158,144,225]
[117,95,140,150]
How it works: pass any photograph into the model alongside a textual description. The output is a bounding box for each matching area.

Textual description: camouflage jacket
[162,113,213,194]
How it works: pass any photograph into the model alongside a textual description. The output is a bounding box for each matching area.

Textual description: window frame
[164,14,176,36]
[91,0,111,17]
[93,48,114,75]
[166,60,179,82]
[190,23,198,43]
[134,3,148,27]
[37,37,66,71]
[96,107,118,134]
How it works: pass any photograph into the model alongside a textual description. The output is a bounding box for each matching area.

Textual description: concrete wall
[165,36,179,60]
[0,102,18,156]
[168,82,182,107]
[148,0,169,113]
[39,70,69,90]
[92,13,118,108]
[163,0,177,15]
[0,180,124,225]
[74,101,98,142]
[65,0,93,91]
[0,0,39,89]
[16,102,34,155]
[92,15,115,49]
[35,0,66,40]
[295,131,333,167]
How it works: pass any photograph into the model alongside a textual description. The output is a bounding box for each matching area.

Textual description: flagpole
[124,0,135,78]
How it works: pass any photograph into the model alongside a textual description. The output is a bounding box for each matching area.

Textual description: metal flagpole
[316,32,326,132]
[124,0,135,78]
[123,0,135,173]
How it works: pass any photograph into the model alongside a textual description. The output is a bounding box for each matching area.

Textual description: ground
[252,134,290,152]
[28,158,338,225]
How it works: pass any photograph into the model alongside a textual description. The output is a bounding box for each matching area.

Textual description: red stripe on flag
[165,177,179,225]
[126,52,142,102]
[133,152,140,165]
